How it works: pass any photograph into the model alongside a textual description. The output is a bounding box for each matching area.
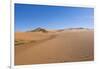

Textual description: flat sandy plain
[15,29,94,65]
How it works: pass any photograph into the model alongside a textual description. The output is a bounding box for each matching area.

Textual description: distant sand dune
[15,29,94,65]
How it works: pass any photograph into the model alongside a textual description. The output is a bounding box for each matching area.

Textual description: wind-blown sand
[15,29,94,65]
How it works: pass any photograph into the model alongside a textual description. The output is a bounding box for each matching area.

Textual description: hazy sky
[15,3,94,32]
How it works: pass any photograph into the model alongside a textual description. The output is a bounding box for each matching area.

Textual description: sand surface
[15,29,94,65]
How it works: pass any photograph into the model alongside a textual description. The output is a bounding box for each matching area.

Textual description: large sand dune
[15,29,94,65]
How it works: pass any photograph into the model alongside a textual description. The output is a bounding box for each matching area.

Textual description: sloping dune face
[15,29,94,65]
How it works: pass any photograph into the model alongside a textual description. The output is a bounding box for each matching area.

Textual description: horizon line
[15,27,94,32]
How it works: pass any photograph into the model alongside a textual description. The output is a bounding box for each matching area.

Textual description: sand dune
[15,29,94,65]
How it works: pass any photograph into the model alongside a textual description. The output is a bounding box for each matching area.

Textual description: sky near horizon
[15,3,94,32]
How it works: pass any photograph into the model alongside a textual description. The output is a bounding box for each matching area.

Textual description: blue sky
[15,3,94,32]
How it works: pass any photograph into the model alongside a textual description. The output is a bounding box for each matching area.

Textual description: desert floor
[15,29,94,65]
